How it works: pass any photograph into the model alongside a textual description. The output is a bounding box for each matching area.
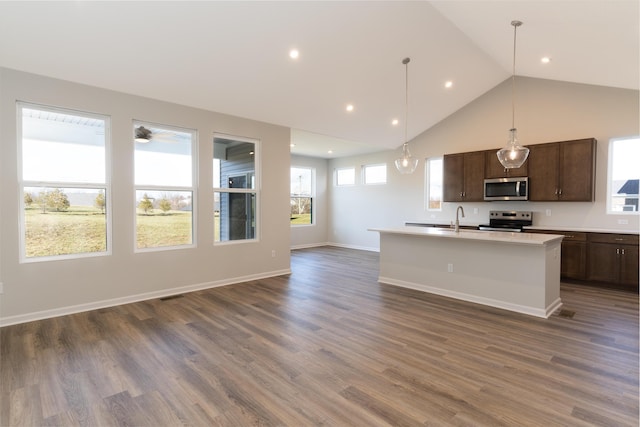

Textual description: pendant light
[395,57,419,174]
[497,20,529,169]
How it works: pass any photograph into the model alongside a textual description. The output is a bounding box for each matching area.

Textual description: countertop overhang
[369,226,564,246]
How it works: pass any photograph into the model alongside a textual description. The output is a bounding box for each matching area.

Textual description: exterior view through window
[134,122,195,250]
[336,167,355,186]
[291,167,313,225]
[19,103,109,260]
[426,157,443,210]
[608,137,640,213]
[213,135,258,242]
[363,164,387,185]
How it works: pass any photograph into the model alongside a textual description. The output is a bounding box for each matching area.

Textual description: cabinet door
[485,150,528,179]
[620,244,639,290]
[443,154,464,202]
[463,151,485,201]
[558,138,596,201]
[587,242,618,283]
[528,143,560,201]
[561,241,587,280]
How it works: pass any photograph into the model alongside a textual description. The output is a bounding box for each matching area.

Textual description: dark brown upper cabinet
[443,151,485,202]
[484,149,528,178]
[528,138,596,201]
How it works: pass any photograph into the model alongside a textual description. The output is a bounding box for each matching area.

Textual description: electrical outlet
[546,209,552,217]
[271,250,276,258]
[0,282,3,294]
[447,263,453,273]
[618,219,629,225]
[473,208,479,214]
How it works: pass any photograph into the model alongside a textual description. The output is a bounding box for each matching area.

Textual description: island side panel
[376,232,561,318]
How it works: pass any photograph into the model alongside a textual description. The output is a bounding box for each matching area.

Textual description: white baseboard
[0,269,291,327]
[327,242,380,252]
[378,276,562,319]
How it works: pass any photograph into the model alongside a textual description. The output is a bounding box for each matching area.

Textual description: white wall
[290,154,329,248]
[0,68,292,325]
[328,77,639,250]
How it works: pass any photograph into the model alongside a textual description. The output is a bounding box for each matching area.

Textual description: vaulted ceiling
[1,1,637,158]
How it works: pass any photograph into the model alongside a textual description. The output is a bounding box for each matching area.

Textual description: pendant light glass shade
[497,20,529,169]
[395,142,419,174]
[497,128,529,168]
[395,57,418,174]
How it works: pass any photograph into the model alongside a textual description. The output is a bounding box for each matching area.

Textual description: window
[291,167,314,225]
[608,137,639,214]
[363,164,387,185]
[425,157,443,210]
[134,122,195,250]
[19,103,110,261]
[336,167,355,186]
[213,135,259,242]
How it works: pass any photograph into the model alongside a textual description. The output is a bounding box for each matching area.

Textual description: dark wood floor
[1,246,638,426]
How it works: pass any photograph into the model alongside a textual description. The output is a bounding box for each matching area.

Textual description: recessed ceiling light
[290,143,296,148]
[328,149,333,154]
[289,49,299,59]
[346,104,354,112]
[445,81,453,88]
[392,119,399,126]
[541,57,551,64]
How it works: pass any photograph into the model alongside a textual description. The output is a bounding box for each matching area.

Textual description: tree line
[24,189,105,213]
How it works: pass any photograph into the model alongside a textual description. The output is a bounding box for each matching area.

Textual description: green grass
[290,214,312,225]
[25,206,107,257]
[136,210,192,248]
[24,206,194,257]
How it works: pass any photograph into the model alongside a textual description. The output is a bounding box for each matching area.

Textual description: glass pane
[21,107,106,183]
[213,137,256,189]
[23,186,107,258]
[609,137,640,213]
[291,167,312,196]
[215,192,256,242]
[136,190,193,248]
[135,124,193,187]
[364,164,386,184]
[290,197,312,225]
[426,157,443,210]
[336,168,355,186]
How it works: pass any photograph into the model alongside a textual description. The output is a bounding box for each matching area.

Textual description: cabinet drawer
[560,232,588,242]
[589,233,639,245]
[526,230,587,242]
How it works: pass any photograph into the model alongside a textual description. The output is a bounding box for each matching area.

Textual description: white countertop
[405,222,639,236]
[524,225,639,235]
[369,226,564,246]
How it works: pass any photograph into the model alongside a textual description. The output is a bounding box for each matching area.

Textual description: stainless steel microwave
[484,177,528,201]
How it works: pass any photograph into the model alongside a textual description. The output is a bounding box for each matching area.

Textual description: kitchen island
[369,227,564,318]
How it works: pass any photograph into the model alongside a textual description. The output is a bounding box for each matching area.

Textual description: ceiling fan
[134,125,183,143]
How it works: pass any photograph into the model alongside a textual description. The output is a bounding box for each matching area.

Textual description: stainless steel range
[478,210,532,232]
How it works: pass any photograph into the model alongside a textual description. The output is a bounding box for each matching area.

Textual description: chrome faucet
[455,205,465,232]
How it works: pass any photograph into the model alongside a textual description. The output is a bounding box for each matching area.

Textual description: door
[528,143,559,201]
[558,139,596,201]
[228,175,255,240]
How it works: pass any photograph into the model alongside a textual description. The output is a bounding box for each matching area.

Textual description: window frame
[290,166,315,227]
[362,163,387,185]
[213,133,261,245]
[607,136,640,215]
[17,102,112,263]
[425,156,443,211]
[133,120,198,252]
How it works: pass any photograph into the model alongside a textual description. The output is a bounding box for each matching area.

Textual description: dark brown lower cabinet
[587,233,639,291]
[559,233,587,280]
[527,230,638,292]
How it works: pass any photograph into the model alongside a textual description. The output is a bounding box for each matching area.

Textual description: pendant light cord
[511,21,522,131]
[403,57,410,149]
